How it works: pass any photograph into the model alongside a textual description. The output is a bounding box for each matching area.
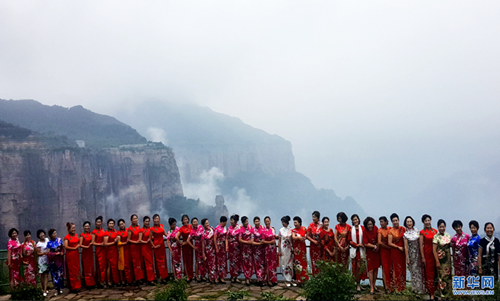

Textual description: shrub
[226,289,250,300]
[10,283,44,301]
[260,291,293,300]
[154,279,188,301]
[303,260,356,301]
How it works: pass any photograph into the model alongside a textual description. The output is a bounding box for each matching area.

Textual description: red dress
[239,225,255,280]
[292,226,309,283]
[362,225,380,272]
[179,225,193,280]
[189,225,206,278]
[321,228,335,262]
[307,222,323,275]
[128,225,144,281]
[389,226,406,292]
[227,225,241,278]
[65,233,82,290]
[140,227,155,282]
[92,228,107,282]
[378,226,393,292]
[80,232,95,286]
[348,226,368,281]
[203,227,217,281]
[420,227,437,296]
[151,224,168,279]
[263,226,278,283]
[117,229,134,283]
[335,223,352,267]
[105,229,120,284]
[215,224,228,279]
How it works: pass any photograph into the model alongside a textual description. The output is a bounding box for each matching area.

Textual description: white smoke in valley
[104,184,150,220]
[182,167,224,205]
[146,127,168,145]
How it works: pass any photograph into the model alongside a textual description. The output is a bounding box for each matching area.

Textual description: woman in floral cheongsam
[451,220,470,277]
[187,218,206,282]
[239,216,255,285]
[307,211,323,276]
[278,216,294,286]
[263,216,278,286]
[388,214,406,293]
[215,216,228,283]
[321,217,335,262]
[467,220,481,276]
[167,218,182,279]
[7,228,22,290]
[22,230,37,286]
[47,229,64,296]
[227,214,242,283]
[292,216,309,284]
[403,216,425,294]
[335,212,352,268]
[253,217,267,286]
[432,219,452,299]
[201,218,217,283]
[37,229,50,296]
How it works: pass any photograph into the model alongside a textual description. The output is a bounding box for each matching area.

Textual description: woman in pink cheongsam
[187,217,206,282]
[7,228,22,289]
[307,211,323,276]
[22,230,37,286]
[239,216,255,286]
[227,214,242,283]
[201,218,217,284]
[451,220,470,277]
[166,218,182,279]
[215,216,228,284]
[263,216,278,286]
[253,217,267,286]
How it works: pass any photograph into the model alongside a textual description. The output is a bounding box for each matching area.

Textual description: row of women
[6,211,500,300]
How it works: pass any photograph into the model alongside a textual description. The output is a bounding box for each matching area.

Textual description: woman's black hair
[143,216,150,223]
[390,213,399,221]
[220,216,228,223]
[83,221,91,227]
[264,216,271,221]
[351,214,360,222]
[281,216,291,225]
[404,216,415,228]
[201,218,209,227]
[484,222,495,231]
[293,216,302,225]
[36,229,46,239]
[230,214,240,223]
[312,211,320,219]
[107,218,115,225]
[379,216,388,223]
[152,214,160,220]
[181,214,189,222]
[130,214,138,221]
[191,217,198,223]
[48,229,56,238]
[253,216,260,222]
[363,217,376,228]
[241,216,248,224]
[95,216,103,223]
[117,219,125,225]
[337,212,348,223]
[8,228,18,238]
[24,230,31,236]
[437,219,446,227]
[421,214,432,223]
[322,217,329,223]
[168,217,177,226]
[452,220,463,230]
[469,220,479,230]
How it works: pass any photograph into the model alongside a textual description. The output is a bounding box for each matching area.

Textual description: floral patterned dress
[253,225,267,281]
[433,232,452,299]
[167,227,182,279]
[189,225,206,278]
[47,238,65,290]
[203,227,217,281]
[403,227,425,294]
[263,226,278,283]
[451,232,470,277]
[467,234,481,276]
[479,236,500,281]
[215,224,228,279]
[22,240,37,286]
[307,222,323,275]
[227,225,242,278]
[321,228,335,262]
[7,239,22,287]
[239,225,255,280]
[279,226,294,282]
[36,239,49,274]
[292,226,309,283]
[335,223,352,268]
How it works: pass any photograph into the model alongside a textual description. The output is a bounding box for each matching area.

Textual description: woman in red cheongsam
[378,216,393,293]
[117,219,133,286]
[202,218,217,284]
[64,222,81,291]
[239,216,255,286]
[419,214,437,300]
[321,217,335,262]
[167,218,182,279]
[214,216,228,284]
[151,214,169,282]
[307,211,323,276]
[263,216,278,286]
[253,217,267,286]
[362,217,380,295]
[348,214,367,292]
[226,214,242,283]
[292,216,309,284]
[79,221,95,287]
[91,216,107,287]
[388,213,406,292]
[334,212,352,268]
[128,214,144,284]
[104,219,120,286]
[141,216,155,284]
[177,215,193,281]
[187,218,206,282]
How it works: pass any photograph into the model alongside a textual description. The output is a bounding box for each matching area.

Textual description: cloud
[182,167,224,206]
[146,127,168,145]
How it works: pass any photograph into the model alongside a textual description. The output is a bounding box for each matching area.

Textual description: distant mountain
[0,99,147,148]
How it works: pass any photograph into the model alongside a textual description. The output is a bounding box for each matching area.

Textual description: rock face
[0,143,183,247]
[214,195,229,219]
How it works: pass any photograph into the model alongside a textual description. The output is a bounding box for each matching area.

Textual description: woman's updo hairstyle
[281,215,291,225]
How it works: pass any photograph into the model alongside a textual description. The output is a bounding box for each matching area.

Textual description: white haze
[1,1,500,225]
[146,127,168,146]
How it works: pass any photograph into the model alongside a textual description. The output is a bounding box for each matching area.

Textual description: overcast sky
[1,1,499,220]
